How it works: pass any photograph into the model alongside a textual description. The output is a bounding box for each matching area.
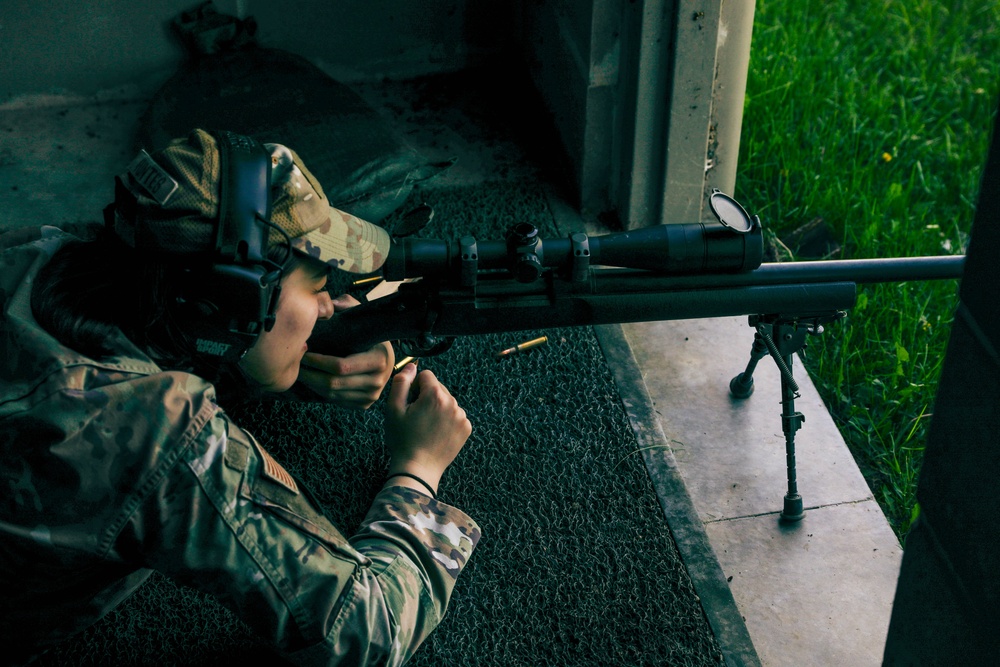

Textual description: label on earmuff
[127,150,179,205]
[195,338,234,358]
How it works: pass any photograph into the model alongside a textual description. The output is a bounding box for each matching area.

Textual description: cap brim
[289,206,391,274]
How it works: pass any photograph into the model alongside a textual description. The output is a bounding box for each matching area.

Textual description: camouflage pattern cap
[111,129,390,274]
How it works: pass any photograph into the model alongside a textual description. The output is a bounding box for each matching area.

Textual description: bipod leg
[730,313,844,521]
[732,316,814,521]
[729,332,770,399]
[778,351,805,522]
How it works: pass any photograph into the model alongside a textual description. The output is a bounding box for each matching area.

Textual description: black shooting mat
[36,181,725,666]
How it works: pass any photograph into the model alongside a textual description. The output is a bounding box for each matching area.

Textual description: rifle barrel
[753,255,964,284]
[591,255,964,292]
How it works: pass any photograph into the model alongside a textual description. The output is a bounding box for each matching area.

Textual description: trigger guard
[397,337,455,358]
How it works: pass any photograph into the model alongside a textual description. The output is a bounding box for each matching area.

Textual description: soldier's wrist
[384,471,437,498]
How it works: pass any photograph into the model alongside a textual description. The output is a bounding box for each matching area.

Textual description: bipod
[729,311,846,522]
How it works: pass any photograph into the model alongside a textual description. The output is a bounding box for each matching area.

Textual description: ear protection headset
[107,130,291,363]
[177,130,289,362]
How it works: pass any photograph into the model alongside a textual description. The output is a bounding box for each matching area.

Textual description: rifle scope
[382,190,764,283]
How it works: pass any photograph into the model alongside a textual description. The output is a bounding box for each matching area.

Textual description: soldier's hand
[383,364,471,493]
[297,295,394,409]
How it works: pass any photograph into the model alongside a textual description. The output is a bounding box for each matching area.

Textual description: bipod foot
[780,494,805,523]
[729,372,755,398]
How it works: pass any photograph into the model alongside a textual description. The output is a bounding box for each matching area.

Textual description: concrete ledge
[623,317,875,520]
[707,502,901,667]
[596,323,762,667]
[621,317,903,666]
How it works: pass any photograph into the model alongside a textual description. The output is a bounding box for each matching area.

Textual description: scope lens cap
[709,189,755,233]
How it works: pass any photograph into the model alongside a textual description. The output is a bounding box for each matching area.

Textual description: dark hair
[31,228,294,398]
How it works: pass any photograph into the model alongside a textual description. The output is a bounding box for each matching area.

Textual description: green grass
[736,0,1000,542]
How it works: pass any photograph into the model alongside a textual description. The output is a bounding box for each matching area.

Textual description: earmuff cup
[170,130,284,362]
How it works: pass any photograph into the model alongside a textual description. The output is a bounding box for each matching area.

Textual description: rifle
[308,191,964,520]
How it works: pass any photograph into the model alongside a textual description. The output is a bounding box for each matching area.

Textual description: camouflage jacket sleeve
[129,410,480,666]
[0,227,479,664]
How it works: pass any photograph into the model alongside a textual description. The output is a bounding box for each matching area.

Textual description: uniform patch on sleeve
[247,433,299,495]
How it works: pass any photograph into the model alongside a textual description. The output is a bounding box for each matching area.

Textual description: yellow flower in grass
[881,152,893,162]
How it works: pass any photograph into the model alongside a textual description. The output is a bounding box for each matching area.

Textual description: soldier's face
[239,258,333,392]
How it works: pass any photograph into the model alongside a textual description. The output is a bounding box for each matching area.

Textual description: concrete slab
[706,501,902,667]
[621,316,904,666]
[622,318,875,522]
[0,100,144,230]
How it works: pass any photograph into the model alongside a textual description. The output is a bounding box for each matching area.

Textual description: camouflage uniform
[0,227,481,665]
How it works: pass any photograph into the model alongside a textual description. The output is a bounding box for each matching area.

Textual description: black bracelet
[387,472,437,499]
